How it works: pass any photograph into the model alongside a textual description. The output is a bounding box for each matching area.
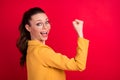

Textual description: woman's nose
[42,24,48,29]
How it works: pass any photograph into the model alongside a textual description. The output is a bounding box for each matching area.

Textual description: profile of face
[25,13,51,43]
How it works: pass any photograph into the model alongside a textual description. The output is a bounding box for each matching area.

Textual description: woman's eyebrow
[36,19,42,21]
[36,18,49,21]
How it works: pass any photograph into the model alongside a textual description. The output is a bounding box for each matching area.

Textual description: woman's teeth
[40,32,48,37]
[40,32,47,34]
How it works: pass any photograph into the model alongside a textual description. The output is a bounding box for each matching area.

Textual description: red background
[0,0,120,80]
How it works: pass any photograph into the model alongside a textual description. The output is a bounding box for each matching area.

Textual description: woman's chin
[41,37,48,41]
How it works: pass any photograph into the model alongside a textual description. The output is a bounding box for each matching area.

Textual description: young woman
[16,7,89,80]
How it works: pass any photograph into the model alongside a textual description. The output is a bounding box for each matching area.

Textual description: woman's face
[25,13,51,43]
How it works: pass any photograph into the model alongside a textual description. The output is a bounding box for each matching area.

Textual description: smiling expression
[25,13,51,43]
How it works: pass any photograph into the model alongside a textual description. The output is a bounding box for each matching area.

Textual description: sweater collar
[28,40,45,46]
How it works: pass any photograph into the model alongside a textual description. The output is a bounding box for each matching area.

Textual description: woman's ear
[25,24,31,32]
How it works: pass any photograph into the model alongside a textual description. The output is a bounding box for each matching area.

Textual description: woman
[16,7,89,80]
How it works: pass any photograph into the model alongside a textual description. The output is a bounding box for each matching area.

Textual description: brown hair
[16,7,45,66]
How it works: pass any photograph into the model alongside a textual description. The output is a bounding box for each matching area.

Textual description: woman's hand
[72,19,84,38]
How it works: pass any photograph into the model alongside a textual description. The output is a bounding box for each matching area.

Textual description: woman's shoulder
[28,40,53,50]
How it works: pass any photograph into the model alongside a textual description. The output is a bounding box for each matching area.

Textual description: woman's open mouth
[40,32,48,37]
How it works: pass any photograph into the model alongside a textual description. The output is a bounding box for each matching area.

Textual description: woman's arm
[37,38,89,71]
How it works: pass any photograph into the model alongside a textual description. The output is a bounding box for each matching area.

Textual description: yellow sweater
[26,38,89,80]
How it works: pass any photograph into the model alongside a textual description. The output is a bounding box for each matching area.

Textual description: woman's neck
[40,40,45,45]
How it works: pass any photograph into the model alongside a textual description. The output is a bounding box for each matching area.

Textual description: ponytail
[16,7,45,66]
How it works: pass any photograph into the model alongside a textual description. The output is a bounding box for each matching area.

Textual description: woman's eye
[46,21,50,24]
[36,23,42,26]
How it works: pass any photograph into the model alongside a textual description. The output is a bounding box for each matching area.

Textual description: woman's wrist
[78,32,84,38]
